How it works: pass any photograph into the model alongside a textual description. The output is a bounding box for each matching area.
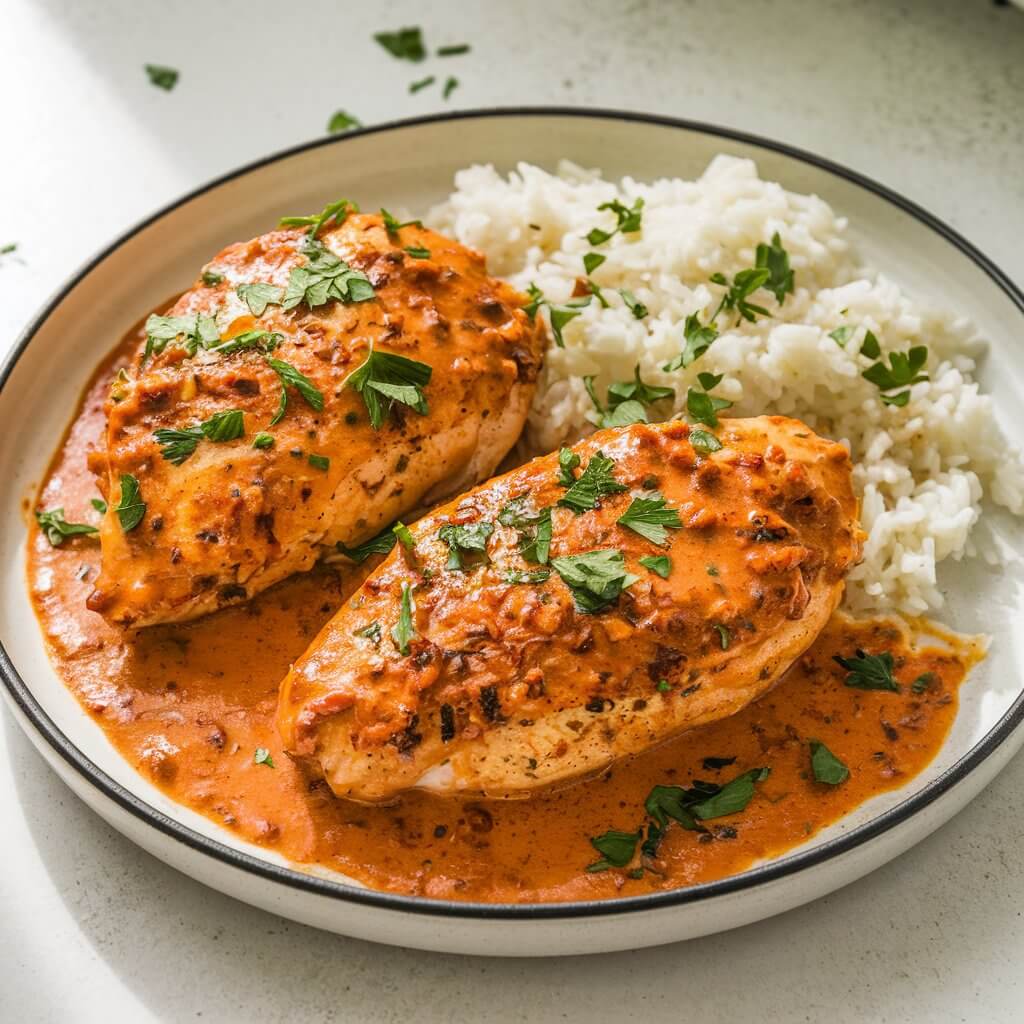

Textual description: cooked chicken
[277,416,862,803]
[86,207,544,627]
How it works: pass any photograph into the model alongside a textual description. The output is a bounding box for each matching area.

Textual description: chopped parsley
[267,359,324,426]
[754,232,794,304]
[374,26,426,61]
[143,312,219,362]
[327,110,362,134]
[663,313,719,371]
[116,474,146,532]
[208,329,281,357]
[237,282,284,316]
[498,501,552,565]
[810,741,849,785]
[201,270,224,287]
[713,624,732,650]
[437,43,470,56]
[144,64,178,91]
[710,267,771,323]
[686,383,733,429]
[616,491,682,545]
[344,343,432,429]
[356,621,382,644]
[691,767,770,819]
[547,296,591,348]
[829,325,856,347]
[91,498,107,515]
[584,367,672,429]
[35,508,98,547]
[308,453,330,471]
[645,785,702,832]
[392,521,415,550]
[911,671,936,694]
[154,409,245,465]
[438,521,493,570]
[707,563,719,576]
[404,245,431,259]
[558,451,626,513]
[391,582,416,655]
[557,447,581,487]
[279,198,357,238]
[638,554,671,578]
[860,330,882,359]
[409,75,435,93]
[380,209,423,235]
[253,747,275,768]
[585,197,644,246]
[586,829,642,872]
[442,76,459,100]
[834,649,900,691]
[619,289,648,319]
[583,252,606,275]
[551,549,638,614]
[252,432,274,450]
[862,346,929,406]
[336,525,397,563]
[280,240,375,310]
[689,428,723,455]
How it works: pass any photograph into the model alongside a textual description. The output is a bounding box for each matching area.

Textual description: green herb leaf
[356,621,382,643]
[862,346,929,395]
[253,747,275,768]
[409,75,435,93]
[552,549,639,614]
[686,386,733,428]
[344,343,432,429]
[404,245,431,259]
[547,297,590,348]
[754,232,794,304]
[617,491,682,545]
[558,451,627,513]
[280,244,374,310]
[644,785,703,832]
[1,242,18,255]
[380,208,423,236]
[523,283,545,322]
[144,64,178,91]
[586,829,642,872]
[911,671,936,694]
[391,581,416,654]
[692,767,770,820]
[143,313,220,362]
[374,26,426,61]
[713,624,731,650]
[829,325,856,347]
[252,432,274,450]
[308,453,330,471]
[638,554,671,578]
[327,110,362,134]
[503,568,552,585]
[606,365,674,410]
[437,43,470,56]
[689,428,723,455]
[279,198,357,238]
[697,371,723,391]
[619,289,648,319]
[834,649,900,691]
[35,508,98,547]
[880,390,911,407]
[585,197,644,246]
[710,266,771,323]
[810,740,849,785]
[442,76,458,100]
[583,252,606,275]
[438,521,493,570]
[516,506,552,565]
[707,564,719,576]
[267,358,324,426]
[237,282,285,317]
[91,498,107,515]
[336,525,398,563]
[557,447,581,487]
[663,313,719,371]
[201,270,224,287]
[860,330,882,359]
[208,330,281,357]
[116,474,146,532]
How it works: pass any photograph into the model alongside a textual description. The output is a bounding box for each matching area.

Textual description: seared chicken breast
[86,208,544,627]
[278,416,862,803]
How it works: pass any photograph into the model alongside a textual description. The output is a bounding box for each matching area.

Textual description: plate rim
[4,105,1024,922]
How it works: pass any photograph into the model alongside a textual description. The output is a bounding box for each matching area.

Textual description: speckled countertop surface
[2,1,1023,1020]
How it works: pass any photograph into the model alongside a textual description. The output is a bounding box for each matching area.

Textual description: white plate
[2,109,1023,958]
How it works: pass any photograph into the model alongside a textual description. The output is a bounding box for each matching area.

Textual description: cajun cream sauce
[28,333,983,904]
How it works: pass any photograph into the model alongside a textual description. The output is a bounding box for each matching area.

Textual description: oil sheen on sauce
[27,338,984,904]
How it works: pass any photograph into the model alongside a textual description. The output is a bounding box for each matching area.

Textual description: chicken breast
[277,416,863,803]
[86,207,544,627]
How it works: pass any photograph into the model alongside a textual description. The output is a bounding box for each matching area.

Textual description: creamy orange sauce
[27,333,983,904]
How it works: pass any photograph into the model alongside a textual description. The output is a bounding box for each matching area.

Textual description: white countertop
[2,1,1023,1020]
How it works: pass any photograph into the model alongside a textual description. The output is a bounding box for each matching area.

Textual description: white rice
[427,156,1024,616]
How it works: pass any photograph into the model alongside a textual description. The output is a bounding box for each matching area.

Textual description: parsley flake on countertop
[144,64,178,91]
[437,43,470,56]
[442,76,459,100]
[834,649,900,691]
[438,521,493,570]
[552,549,639,614]
[154,409,245,466]
[617,492,682,545]
[409,75,435,93]
[558,451,627,513]
[344,343,432,430]
[391,582,416,655]
[327,110,362,135]
[35,508,98,547]
[374,26,426,61]
[267,359,324,426]
[810,740,849,785]
[116,474,146,532]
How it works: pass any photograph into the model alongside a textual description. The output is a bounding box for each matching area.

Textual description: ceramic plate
[3,109,1023,957]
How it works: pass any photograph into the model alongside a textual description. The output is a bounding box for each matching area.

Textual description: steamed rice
[428,156,1024,616]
